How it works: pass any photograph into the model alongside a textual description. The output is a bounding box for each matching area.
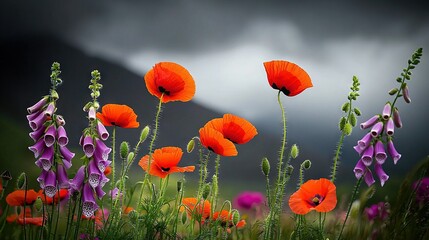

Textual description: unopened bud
[16,172,26,189]
[232,211,240,226]
[261,157,270,177]
[202,184,211,200]
[55,115,66,126]
[83,102,92,112]
[120,141,130,159]
[388,88,398,95]
[349,113,357,127]
[393,108,402,128]
[287,165,294,176]
[302,160,312,170]
[50,89,59,100]
[93,101,100,110]
[187,138,195,153]
[34,197,43,212]
[353,107,361,116]
[343,123,353,136]
[341,102,350,112]
[402,85,411,103]
[339,116,347,131]
[140,126,150,143]
[181,211,187,224]
[288,145,298,160]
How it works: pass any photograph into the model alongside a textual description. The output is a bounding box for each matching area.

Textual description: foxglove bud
[393,108,402,128]
[343,122,353,136]
[402,84,411,103]
[55,115,66,126]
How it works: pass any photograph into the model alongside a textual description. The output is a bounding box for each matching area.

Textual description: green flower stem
[146,95,164,183]
[197,149,210,200]
[211,154,221,216]
[110,126,117,200]
[276,91,287,189]
[337,176,363,240]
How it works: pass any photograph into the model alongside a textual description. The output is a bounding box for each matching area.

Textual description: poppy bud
[261,157,270,177]
[232,211,240,226]
[287,165,294,176]
[187,138,195,153]
[34,197,43,212]
[181,211,187,225]
[302,160,312,170]
[341,102,350,112]
[343,123,353,136]
[290,144,299,159]
[127,152,135,165]
[140,126,150,143]
[202,184,211,200]
[120,141,130,159]
[16,172,26,189]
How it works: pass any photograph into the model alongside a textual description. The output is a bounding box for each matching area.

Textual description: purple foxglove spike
[385,118,394,136]
[382,103,391,120]
[56,164,70,188]
[358,133,373,149]
[374,140,387,164]
[95,158,108,173]
[353,145,365,155]
[100,174,110,187]
[70,166,86,191]
[83,136,95,157]
[361,144,374,166]
[60,145,75,162]
[44,102,56,117]
[94,139,111,161]
[88,159,101,188]
[29,125,46,142]
[364,169,376,187]
[387,140,401,164]
[29,138,46,158]
[39,145,54,171]
[95,184,106,199]
[88,107,96,121]
[26,110,42,122]
[27,96,48,114]
[82,183,98,218]
[56,126,69,147]
[393,108,402,128]
[37,170,48,189]
[96,121,109,141]
[360,115,379,129]
[29,110,47,131]
[402,85,411,103]
[353,159,366,179]
[44,124,56,147]
[374,163,389,187]
[44,170,58,198]
[55,115,66,126]
[370,122,384,137]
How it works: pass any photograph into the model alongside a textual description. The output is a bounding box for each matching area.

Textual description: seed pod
[187,138,195,153]
[302,160,312,170]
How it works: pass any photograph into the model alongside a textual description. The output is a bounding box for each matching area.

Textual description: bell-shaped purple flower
[94,139,111,161]
[70,166,86,191]
[88,159,101,188]
[353,159,366,179]
[55,115,66,126]
[82,183,98,218]
[364,169,376,187]
[38,145,54,171]
[57,126,69,147]
[44,170,58,198]
[100,174,110,188]
[37,170,48,189]
[374,140,387,164]
[57,164,70,188]
[382,103,391,120]
[26,110,42,122]
[393,108,402,128]
[29,138,46,158]
[361,144,374,166]
[353,145,365,155]
[96,121,109,141]
[374,163,389,187]
[83,135,95,157]
[88,107,96,121]
[29,125,46,142]
[358,132,373,149]
[60,146,75,169]
[385,118,394,136]
[29,110,47,131]
[109,187,122,200]
[370,122,384,137]
[387,140,401,164]
[27,96,48,114]
[95,159,110,173]
[44,102,56,118]
[360,115,379,129]
[95,184,106,199]
[44,124,56,147]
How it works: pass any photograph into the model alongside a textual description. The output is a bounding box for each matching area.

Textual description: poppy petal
[199,127,238,156]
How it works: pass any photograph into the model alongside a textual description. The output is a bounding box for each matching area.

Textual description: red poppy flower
[104,166,112,176]
[213,210,246,233]
[6,189,39,206]
[144,62,196,103]
[288,178,337,215]
[263,60,313,96]
[96,104,139,128]
[198,127,238,157]
[38,189,69,205]
[181,197,211,222]
[204,114,258,144]
[138,147,195,178]
[7,208,44,226]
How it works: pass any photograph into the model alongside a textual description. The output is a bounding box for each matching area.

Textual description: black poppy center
[208,146,214,152]
[311,194,323,206]
[271,83,290,96]
[158,86,171,96]
[161,167,170,172]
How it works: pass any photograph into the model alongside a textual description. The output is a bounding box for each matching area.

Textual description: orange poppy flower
[38,189,69,205]
[144,62,196,103]
[263,60,313,96]
[213,210,246,233]
[288,178,337,215]
[96,104,139,128]
[138,147,195,178]
[181,197,211,222]
[6,189,39,206]
[198,127,238,156]
[123,206,134,214]
[6,208,44,226]
[204,114,258,144]
[104,166,112,176]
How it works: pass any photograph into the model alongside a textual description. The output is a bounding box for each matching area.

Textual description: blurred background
[1,0,428,202]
